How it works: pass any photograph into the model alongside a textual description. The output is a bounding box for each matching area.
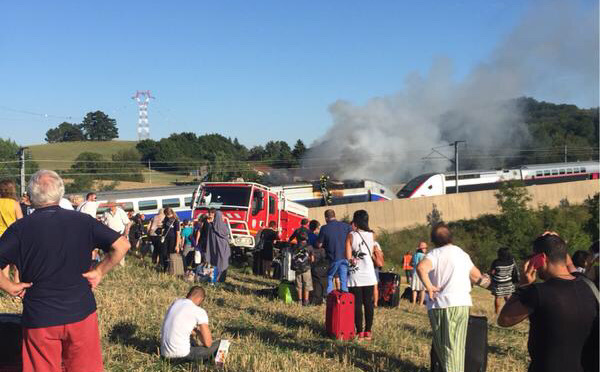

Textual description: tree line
[45,111,119,142]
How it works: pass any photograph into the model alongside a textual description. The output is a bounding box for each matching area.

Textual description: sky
[0,0,597,147]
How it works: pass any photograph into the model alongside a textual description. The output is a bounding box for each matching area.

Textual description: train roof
[519,161,599,170]
[93,185,198,200]
[436,161,599,177]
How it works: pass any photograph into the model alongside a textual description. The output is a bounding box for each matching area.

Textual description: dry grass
[0,257,530,371]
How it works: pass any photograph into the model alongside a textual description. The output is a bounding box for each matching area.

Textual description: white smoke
[303,0,599,183]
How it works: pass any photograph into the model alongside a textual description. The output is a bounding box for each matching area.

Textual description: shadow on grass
[244,306,325,336]
[108,322,159,355]
[223,323,426,372]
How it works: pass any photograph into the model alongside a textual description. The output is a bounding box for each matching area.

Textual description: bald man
[417,223,486,372]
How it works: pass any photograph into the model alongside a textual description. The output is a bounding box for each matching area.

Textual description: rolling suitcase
[168,253,185,276]
[378,272,401,307]
[0,313,22,372]
[430,315,488,372]
[325,291,355,340]
[281,247,296,282]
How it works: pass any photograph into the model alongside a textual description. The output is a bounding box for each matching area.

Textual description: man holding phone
[498,233,598,372]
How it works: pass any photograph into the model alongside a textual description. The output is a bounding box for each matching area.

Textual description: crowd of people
[0,170,597,372]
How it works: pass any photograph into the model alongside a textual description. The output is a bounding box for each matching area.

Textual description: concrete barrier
[307,180,600,232]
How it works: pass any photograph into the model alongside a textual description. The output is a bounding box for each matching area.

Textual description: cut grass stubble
[0,257,530,371]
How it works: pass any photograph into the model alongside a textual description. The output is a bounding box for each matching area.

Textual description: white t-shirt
[59,198,74,210]
[347,230,378,287]
[160,298,209,358]
[77,201,99,218]
[103,207,130,234]
[425,244,475,310]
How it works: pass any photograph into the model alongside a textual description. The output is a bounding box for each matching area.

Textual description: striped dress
[490,259,518,297]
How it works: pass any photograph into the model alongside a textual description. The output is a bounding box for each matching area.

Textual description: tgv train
[94,185,197,219]
[272,179,396,208]
[397,161,600,199]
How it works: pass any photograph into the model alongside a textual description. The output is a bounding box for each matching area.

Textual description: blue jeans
[327,259,349,294]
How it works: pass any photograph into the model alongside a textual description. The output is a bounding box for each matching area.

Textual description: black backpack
[291,248,311,273]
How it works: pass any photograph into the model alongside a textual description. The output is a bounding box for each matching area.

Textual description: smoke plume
[303,0,599,183]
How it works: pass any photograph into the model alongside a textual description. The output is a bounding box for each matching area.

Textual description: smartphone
[529,253,546,270]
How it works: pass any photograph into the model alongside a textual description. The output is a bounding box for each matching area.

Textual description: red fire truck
[191,182,308,249]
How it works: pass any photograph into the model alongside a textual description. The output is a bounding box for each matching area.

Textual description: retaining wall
[307,180,599,232]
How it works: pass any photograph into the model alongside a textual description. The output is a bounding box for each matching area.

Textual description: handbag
[160,219,176,244]
[357,231,384,267]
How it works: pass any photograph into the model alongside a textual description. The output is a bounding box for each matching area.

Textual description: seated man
[160,286,221,361]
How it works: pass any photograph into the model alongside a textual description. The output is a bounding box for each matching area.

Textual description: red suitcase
[325,291,355,340]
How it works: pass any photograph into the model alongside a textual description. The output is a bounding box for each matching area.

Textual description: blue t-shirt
[181,226,194,246]
[317,220,352,262]
[0,206,120,328]
[308,231,318,247]
[411,251,425,274]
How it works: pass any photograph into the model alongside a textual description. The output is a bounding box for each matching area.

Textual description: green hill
[27,141,196,187]
[27,141,137,171]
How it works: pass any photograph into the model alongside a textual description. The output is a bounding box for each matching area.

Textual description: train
[90,178,394,220]
[94,185,198,220]
[397,161,599,199]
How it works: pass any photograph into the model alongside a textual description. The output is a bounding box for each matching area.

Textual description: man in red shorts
[0,170,130,372]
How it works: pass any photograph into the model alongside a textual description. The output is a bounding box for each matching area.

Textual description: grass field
[27,141,138,171]
[27,141,196,187]
[0,256,530,372]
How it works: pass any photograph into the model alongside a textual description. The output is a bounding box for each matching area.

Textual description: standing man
[416,223,487,372]
[77,192,99,218]
[289,218,310,243]
[498,234,598,372]
[317,209,352,294]
[0,170,130,372]
[103,200,131,266]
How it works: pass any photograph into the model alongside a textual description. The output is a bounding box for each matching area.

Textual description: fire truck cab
[191,182,308,249]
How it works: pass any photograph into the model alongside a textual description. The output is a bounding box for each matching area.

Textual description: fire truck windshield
[200,186,251,207]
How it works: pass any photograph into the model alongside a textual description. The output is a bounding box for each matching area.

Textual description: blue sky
[0,1,595,147]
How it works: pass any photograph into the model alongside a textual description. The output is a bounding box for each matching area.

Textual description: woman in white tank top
[345,210,377,341]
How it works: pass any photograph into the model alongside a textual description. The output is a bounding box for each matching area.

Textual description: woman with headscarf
[206,210,230,282]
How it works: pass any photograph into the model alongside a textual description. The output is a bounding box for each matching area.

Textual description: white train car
[93,185,197,219]
[397,161,599,198]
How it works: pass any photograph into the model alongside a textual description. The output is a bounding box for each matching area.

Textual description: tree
[70,152,106,175]
[292,139,307,160]
[80,111,118,141]
[0,138,39,192]
[584,194,599,241]
[45,122,85,143]
[495,181,536,258]
[111,149,144,182]
[427,203,443,227]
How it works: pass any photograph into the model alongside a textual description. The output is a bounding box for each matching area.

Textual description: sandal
[363,331,372,341]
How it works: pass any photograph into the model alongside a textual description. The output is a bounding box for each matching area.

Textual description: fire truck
[191,182,308,249]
